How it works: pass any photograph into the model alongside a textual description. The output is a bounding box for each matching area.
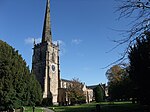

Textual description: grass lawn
[50,102,150,112]
[24,106,44,112]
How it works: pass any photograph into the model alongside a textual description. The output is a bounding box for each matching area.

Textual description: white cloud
[71,39,82,45]
[83,67,90,71]
[53,40,66,55]
[53,40,65,46]
[24,37,41,45]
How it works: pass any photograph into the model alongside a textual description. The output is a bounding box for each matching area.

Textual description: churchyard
[23,102,149,112]
[1,0,150,111]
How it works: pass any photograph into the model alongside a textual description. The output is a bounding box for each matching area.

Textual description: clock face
[51,64,55,72]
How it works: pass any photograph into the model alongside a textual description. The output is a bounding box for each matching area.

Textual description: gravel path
[42,107,54,112]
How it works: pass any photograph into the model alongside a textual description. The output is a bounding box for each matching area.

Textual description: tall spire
[42,0,52,43]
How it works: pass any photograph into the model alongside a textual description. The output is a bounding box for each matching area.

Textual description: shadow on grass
[50,102,150,112]
[51,103,96,112]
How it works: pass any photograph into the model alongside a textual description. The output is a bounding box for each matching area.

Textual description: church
[32,0,93,105]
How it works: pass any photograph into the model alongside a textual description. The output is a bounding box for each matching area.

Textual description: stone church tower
[32,0,60,105]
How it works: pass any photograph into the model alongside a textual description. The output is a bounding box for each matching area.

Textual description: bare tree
[109,0,150,66]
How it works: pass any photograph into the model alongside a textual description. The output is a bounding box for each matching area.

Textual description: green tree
[128,32,150,105]
[0,40,42,110]
[67,78,86,105]
[106,65,134,101]
[94,85,104,102]
[106,65,125,83]
[28,74,43,106]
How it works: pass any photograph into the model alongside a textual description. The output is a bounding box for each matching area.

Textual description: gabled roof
[61,79,73,83]
[87,85,99,89]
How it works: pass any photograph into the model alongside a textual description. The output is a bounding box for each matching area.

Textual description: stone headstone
[96,104,101,112]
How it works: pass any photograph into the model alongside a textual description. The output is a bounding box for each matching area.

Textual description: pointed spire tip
[41,0,52,43]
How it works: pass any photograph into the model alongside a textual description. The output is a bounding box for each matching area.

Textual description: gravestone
[96,104,101,112]
[33,106,35,112]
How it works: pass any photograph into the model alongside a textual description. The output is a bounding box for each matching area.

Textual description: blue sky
[0,0,129,85]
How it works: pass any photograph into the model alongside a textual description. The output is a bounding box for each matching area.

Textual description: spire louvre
[42,0,52,43]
